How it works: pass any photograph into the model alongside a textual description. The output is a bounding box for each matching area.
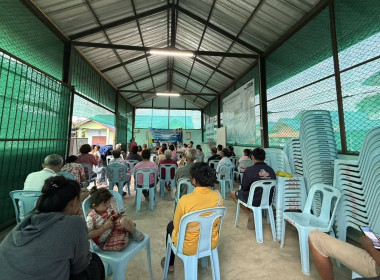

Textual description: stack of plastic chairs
[299,110,337,214]
[283,139,303,176]
[264,148,291,173]
[299,110,337,190]
[274,176,307,240]
[333,127,380,241]
[264,148,307,240]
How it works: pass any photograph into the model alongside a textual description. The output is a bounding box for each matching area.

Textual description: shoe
[131,230,144,242]
[161,257,174,273]
[122,191,127,196]
[165,183,171,191]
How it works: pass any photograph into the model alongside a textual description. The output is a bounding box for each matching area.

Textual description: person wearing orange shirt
[161,162,223,273]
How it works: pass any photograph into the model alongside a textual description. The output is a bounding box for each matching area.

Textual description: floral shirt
[60,163,85,183]
[86,207,116,244]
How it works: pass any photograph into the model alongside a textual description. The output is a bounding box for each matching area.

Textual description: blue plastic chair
[159,164,177,198]
[208,160,220,170]
[174,178,195,212]
[352,271,362,279]
[234,180,277,243]
[80,163,96,186]
[280,184,341,275]
[216,165,234,199]
[126,160,139,176]
[106,163,130,196]
[57,172,75,180]
[135,168,157,212]
[9,190,41,222]
[162,207,227,280]
[234,160,253,182]
[82,190,153,280]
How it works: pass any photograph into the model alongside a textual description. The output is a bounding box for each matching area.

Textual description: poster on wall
[148,128,182,143]
[223,79,255,144]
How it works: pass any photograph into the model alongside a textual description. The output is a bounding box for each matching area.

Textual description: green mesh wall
[0,1,63,80]
[0,51,72,229]
[116,94,133,150]
[335,0,380,152]
[266,8,341,150]
[221,66,261,147]
[72,51,116,111]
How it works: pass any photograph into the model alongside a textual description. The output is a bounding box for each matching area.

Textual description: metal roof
[33,0,322,109]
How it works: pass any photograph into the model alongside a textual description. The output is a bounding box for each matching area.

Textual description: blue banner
[149,128,182,142]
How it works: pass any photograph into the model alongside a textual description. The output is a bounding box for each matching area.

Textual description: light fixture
[156,92,180,97]
[149,49,194,57]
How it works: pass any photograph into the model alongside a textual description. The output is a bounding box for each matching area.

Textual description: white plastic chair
[159,163,177,198]
[135,168,157,212]
[82,190,153,280]
[174,178,195,212]
[216,165,234,199]
[10,190,41,222]
[208,160,220,170]
[80,163,96,186]
[234,160,253,182]
[234,180,277,243]
[280,184,341,275]
[106,163,130,196]
[162,207,227,280]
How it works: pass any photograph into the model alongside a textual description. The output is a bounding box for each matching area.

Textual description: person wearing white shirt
[216,148,234,174]
[24,154,63,191]
[21,154,63,220]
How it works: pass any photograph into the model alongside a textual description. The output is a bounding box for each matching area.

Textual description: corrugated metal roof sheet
[33,0,323,108]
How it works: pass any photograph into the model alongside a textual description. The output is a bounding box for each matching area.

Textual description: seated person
[154,143,161,153]
[0,176,105,280]
[169,144,178,161]
[173,148,197,198]
[205,147,220,163]
[309,230,380,280]
[216,148,234,174]
[216,144,223,155]
[161,162,223,273]
[159,150,178,191]
[126,145,142,162]
[137,145,143,157]
[109,149,126,166]
[155,146,167,164]
[181,143,188,154]
[229,146,236,157]
[231,148,276,230]
[86,187,144,251]
[238,149,252,173]
[91,145,103,166]
[134,149,159,199]
[188,141,194,149]
[77,144,98,179]
[60,155,88,187]
[196,146,204,162]
[24,154,63,191]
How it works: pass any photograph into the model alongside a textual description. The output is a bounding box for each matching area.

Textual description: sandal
[161,257,174,273]
[165,183,171,191]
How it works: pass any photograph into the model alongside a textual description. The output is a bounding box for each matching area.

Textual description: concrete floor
[0,183,352,280]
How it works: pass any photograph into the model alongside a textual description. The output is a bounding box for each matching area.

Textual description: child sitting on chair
[86,187,144,251]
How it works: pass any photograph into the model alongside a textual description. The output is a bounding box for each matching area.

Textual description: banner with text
[223,79,255,144]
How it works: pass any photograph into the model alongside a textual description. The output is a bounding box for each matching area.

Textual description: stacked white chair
[265,148,307,240]
[333,126,380,241]
[299,110,338,215]
[274,176,307,240]
[284,139,303,176]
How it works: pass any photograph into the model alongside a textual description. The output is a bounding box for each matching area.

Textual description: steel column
[259,56,268,148]
[329,2,347,153]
